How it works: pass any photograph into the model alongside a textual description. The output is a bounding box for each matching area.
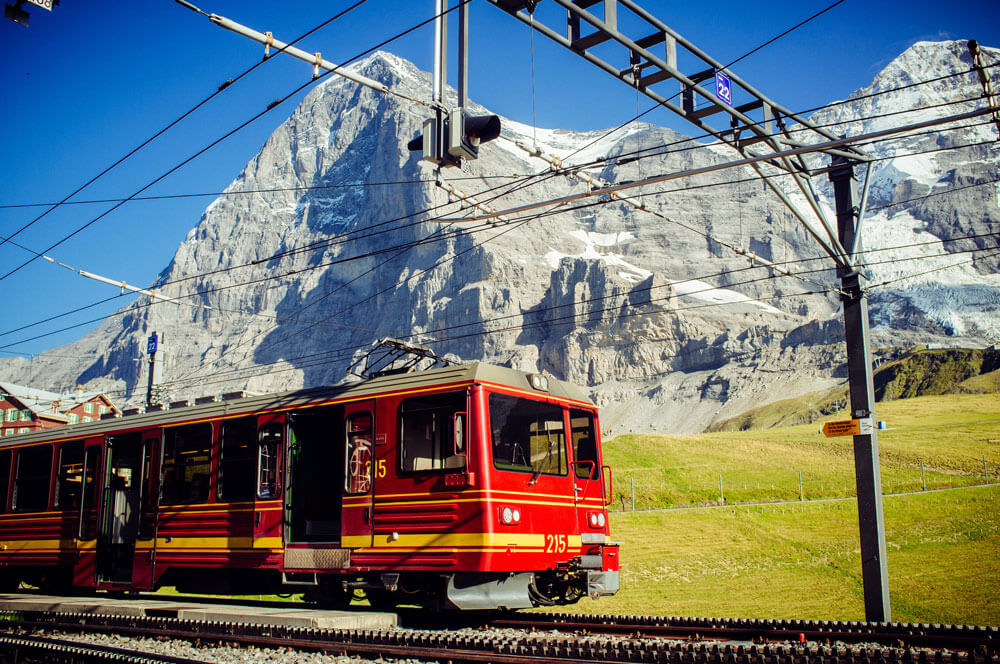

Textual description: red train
[0,363,619,610]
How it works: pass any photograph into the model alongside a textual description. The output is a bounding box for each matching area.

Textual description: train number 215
[544,534,568,553]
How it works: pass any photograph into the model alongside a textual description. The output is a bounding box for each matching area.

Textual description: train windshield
[489,393,567,476]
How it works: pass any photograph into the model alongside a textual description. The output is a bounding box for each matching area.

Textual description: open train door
[341,400,375,549]
[96,433,144,586]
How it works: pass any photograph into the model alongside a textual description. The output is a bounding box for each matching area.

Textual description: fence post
[799,471,804,501]
[985,455,990,484]
[719,474,724,504]
[631,477,635,512]
[921,462,926,491]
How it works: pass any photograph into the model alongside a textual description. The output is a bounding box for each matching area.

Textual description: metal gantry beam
[485,0,873,267]
[484,0,893,622]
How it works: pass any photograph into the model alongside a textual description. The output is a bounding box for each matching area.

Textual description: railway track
[0,610,994,664]
[0,633,210,664]
[490,612,999,650]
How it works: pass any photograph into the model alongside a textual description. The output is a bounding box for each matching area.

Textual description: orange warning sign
[822,419,861,437]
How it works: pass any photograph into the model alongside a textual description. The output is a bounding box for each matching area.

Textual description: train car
[0,363,618,610]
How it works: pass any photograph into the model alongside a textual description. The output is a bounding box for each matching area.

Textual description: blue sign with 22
[715,70,732,106]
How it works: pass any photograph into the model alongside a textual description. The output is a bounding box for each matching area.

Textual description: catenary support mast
[830,157,891,622]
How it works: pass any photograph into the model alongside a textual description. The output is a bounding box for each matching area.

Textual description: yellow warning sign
[822,419,861,437]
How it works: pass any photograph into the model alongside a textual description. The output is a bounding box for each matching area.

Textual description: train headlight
[588,512,606,528]
[528,373,549,392]
[598,512,606,527]
[500,506,521,525]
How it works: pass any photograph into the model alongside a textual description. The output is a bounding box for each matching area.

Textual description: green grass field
[564,486,1000,625]
[580,393,1000,625]
[605,394,1000,510]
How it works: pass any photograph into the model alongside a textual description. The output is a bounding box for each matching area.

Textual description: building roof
[0,381,117,421]
[59,390,115,411]
[0,381,65,418]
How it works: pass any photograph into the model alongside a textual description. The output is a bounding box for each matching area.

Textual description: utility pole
[830,156,891,623]
[146,332,165,408]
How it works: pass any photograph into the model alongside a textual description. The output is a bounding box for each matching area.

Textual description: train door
[132,432,160,588]
[96,432,143,585]
[253,415,283,549]
[72,437,103,587]
[569,409,606,531]
[286,405,345,544]
[341,401,375,549]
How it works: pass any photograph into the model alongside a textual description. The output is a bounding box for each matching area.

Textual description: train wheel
[304,581,351,609]
[365,588,399,611]
[0,571,20,593]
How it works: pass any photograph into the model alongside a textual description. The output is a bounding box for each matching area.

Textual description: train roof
[0,363,593,448]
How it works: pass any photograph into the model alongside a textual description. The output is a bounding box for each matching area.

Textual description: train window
[13,445,53,512]
[219,417,256,503]
[0,450,10,512]
[257,423,282,499]
[55,440,85,509]
[160,423,212,505]
[399,392,466,473]
[570,409,599,480]
[345,412,373,494]
[489,394,567,477]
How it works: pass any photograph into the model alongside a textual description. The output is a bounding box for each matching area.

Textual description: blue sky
[1,1,998,361]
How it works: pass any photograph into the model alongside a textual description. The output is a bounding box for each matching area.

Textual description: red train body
[0,363,619,610]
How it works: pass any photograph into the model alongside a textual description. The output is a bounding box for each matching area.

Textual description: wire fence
[609,455,996,512]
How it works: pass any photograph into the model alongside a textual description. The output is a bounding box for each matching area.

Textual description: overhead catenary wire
[5,6,992,390]
[4,129,995,352]
[0,0,470,284]
[2,60,988,212]
[4,65,987,278]
[88,240,999,403]
[0,174,524,210]
[153,164,577,389]
[9,221,994,354]
[438,105,998,227]
[4,106,994,355]
[549,88,993,182]
[0,0,374,251]
[0,164,569,345]
[75,234,1000,399]
[179,0,443,110]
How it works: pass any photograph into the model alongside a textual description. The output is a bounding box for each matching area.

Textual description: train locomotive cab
[442,376,619,610]
[0,363,618,612]
[333,364,619,611]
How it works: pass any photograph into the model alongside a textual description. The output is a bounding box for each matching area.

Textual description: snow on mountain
[807,40,1000,340]
[1,41,997,434]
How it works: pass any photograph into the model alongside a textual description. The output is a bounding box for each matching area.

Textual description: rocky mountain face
[2,41,997,434]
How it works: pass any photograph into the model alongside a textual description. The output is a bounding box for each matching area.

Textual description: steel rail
[1,610,994,664]
[0,633,212,664]
[494,613,998,651]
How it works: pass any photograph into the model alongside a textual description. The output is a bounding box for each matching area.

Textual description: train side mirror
[453,412,467,456]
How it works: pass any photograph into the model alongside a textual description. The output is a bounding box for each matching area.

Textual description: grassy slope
[567,486,1000,625]
[587,394,1000,625]
[605,394,1000,509]
[708,349,999,433]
